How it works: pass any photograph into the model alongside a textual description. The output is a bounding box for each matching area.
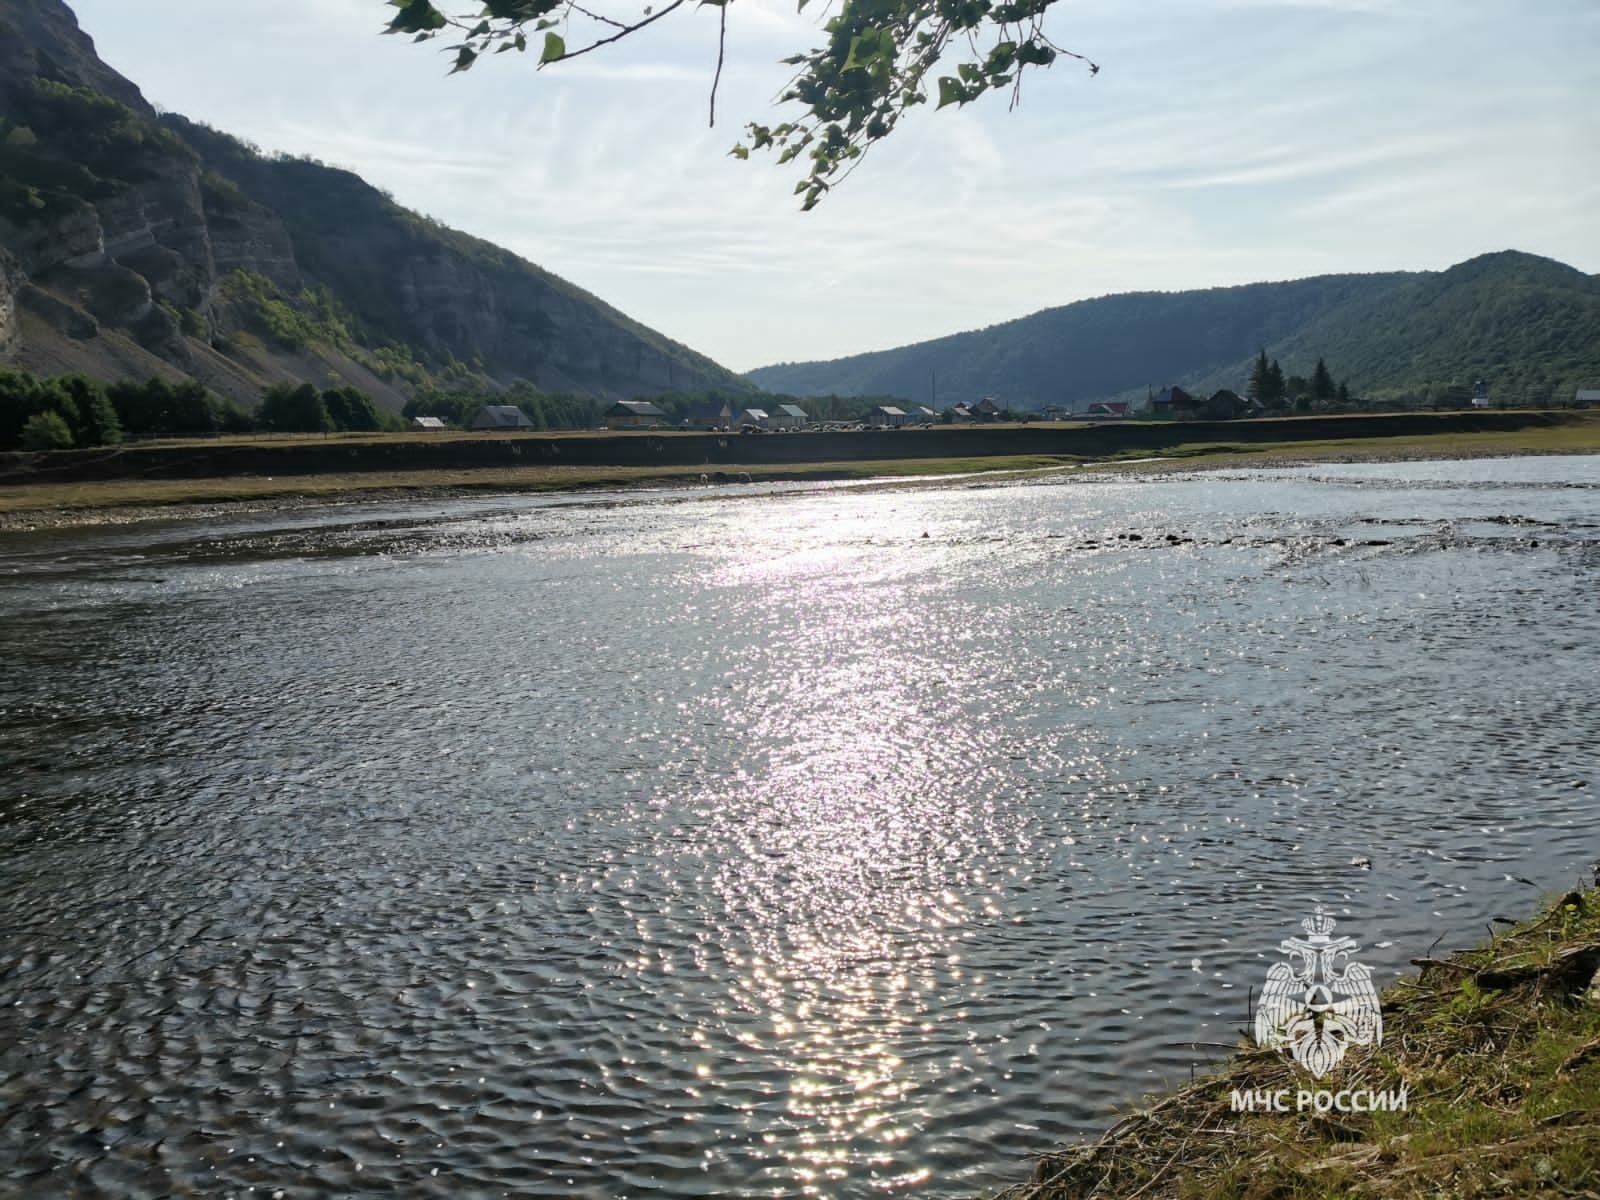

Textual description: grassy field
[1000,886,1600,1200]
[3,413,1598,528]
[1087,415,1600,472]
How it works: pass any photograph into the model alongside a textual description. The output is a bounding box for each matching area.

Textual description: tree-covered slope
[747,273,1413,408]
[1262,251,1600,406]
[749,253,1600,408]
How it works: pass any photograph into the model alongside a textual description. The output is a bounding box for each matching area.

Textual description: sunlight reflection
[674,499,1032,1186]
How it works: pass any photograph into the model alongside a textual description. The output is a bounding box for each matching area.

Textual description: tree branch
[568,2,630,30]
[710,1,727,127]
[542,0,693,66]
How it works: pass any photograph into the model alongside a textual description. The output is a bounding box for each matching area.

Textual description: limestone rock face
[93,161,214,310]
[165,130,738,399]
[0,0,148,114]
[0,249,24,354]
[201,195,301,299]
[0,0,742,404]
[12,201,105,276]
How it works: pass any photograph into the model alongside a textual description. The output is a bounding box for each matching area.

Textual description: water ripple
[1,456,1597,1197]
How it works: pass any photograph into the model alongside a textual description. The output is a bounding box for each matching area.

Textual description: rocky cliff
[0,248,23,356]
[0,0,744,407]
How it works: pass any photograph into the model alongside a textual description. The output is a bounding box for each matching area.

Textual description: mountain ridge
[747,251,1600,409]
[0,0,746,409]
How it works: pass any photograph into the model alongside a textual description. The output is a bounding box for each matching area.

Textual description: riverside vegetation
[999,885,1600,1200]
[0,365,899,451]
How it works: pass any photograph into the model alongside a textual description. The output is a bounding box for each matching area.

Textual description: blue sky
[66,0,1600,373]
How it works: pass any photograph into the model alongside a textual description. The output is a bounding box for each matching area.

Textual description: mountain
[747,253,1600,409]
[0,0,745,409]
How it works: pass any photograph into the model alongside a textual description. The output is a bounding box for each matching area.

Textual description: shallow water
[1,456,1597,1198]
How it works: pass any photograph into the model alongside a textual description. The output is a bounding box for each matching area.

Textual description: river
[1,456,1597,1198]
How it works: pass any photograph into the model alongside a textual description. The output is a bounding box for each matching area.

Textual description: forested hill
[0,0,744,409]
[747,252,1600,409]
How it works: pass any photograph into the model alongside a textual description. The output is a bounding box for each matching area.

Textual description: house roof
[1151,386,1196,406]
[739,408,770,421]
[609,400,666,417]
[1086,401,1129,415]
[472,405,534,427]
[973,397,1002,413]
[1577,390,1600,401]
[411,416,447,428]
[873,406,907,416]
[775,404,809,419]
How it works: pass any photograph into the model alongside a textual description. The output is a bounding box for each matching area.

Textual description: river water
[1,457,1597,1198]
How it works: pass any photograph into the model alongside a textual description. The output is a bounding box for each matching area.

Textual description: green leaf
[1016,39,1055,66]
[936,76,965,109]
[540,31,565,63]
[449,46,478,74]
[384,0,445,35]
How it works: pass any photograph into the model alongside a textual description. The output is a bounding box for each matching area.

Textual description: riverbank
[1000,885,1600,1200]
[2,411,1598,531]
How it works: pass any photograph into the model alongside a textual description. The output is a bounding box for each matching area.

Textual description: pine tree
[1247,349,1270,403]
[1266,360,1287,409]
[1311,357,1336,403]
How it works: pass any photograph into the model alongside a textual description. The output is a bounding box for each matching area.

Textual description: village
[435,388,1261,433]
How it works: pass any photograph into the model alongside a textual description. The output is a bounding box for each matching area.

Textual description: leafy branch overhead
[383,0,1096,209]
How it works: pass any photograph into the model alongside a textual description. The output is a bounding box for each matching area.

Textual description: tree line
[1246,351,1352,413]
[0,370,240,451]
[0,369,421,451]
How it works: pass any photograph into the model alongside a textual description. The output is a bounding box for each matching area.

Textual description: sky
[64,0,1600,374]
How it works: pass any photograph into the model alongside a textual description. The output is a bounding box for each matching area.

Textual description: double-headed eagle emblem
[1254,906,1382,1078]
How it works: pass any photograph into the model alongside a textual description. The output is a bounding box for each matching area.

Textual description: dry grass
[1087,415,1600,474]
[999,889,1600,1200]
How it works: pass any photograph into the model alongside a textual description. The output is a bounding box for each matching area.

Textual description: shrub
[19,410,74,450]
[257,382,332,433]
